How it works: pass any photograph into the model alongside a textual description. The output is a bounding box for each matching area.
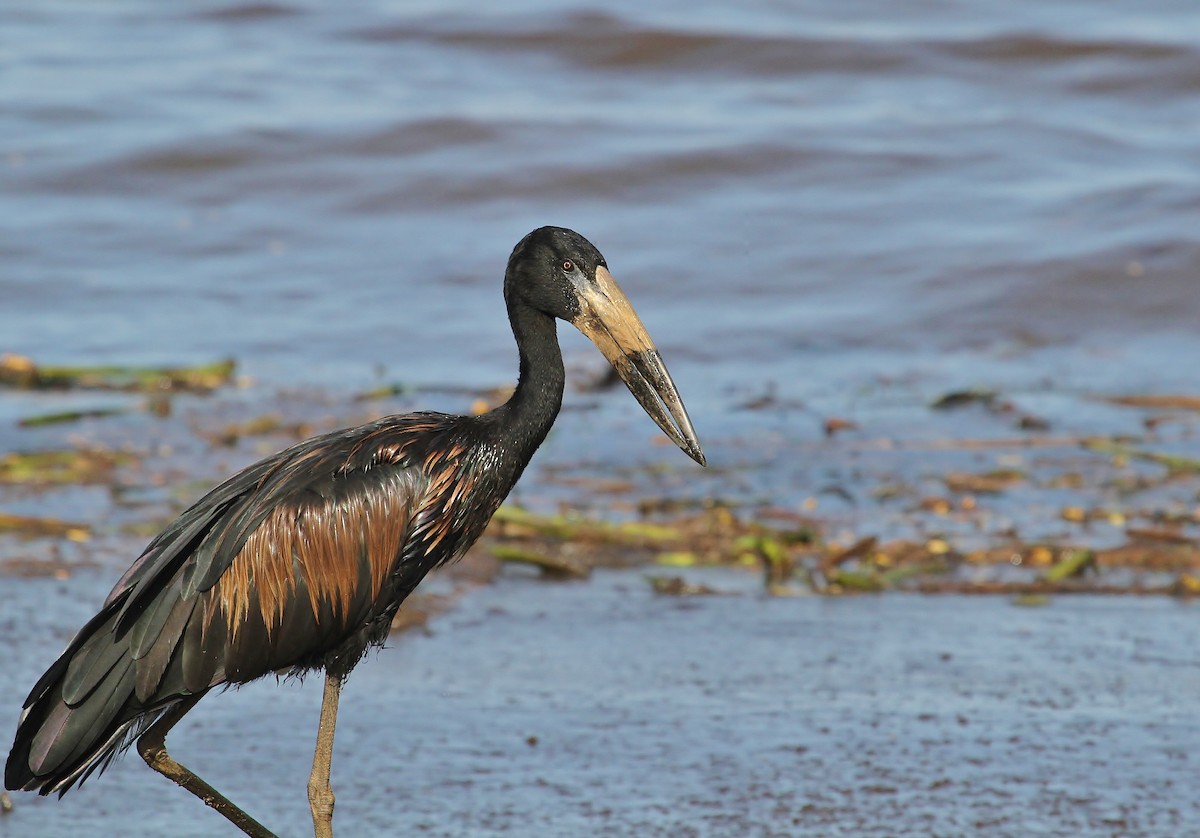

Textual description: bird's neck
[496,301,565,466]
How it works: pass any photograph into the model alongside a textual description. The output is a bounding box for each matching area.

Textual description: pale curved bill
[571,267,706,466]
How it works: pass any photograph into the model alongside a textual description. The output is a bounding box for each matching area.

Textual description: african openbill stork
[4,227,705,837]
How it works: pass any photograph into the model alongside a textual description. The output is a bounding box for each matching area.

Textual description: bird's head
[506,226,706,467]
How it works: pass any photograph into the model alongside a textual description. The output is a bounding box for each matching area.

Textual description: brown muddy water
[4,0,1200,835]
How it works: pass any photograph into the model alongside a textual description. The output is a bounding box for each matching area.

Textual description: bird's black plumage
[5,226,704,833]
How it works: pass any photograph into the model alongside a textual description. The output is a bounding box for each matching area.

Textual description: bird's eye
[561,260,574,272]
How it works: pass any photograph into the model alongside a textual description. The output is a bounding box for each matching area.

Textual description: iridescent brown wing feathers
[8,413,464,795]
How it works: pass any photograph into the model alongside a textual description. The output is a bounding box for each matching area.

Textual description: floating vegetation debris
[0,449,129,486]
[196,414,313,447]
[1102,394,1200,412]
[928,387,1049,430]
[827,568,886,593]
[930,389,997,410]
[1,373,1198,609]
[0,353,235,393]
[490,505,681,546]
[354,383,411,401]
[943,469,1025,494]
[490,544,590,579]
[0,513,90,541]
[655,551,699,567]
[646,575,723,596]
[18,407,130,427]
[1042,549,1096,582]
[1082,439,1200,474]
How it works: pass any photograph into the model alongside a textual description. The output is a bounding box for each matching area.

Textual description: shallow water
[4,1,1200,834]
[4,568,1200,837]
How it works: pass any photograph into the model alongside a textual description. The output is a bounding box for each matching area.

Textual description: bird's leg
[308,671,343,838]
[136,696,276,838]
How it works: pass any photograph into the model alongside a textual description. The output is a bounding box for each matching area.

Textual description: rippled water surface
[8,1,1200,405]
[4,1,1200,834]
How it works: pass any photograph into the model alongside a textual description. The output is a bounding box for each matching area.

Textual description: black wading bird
[4,227,705,837]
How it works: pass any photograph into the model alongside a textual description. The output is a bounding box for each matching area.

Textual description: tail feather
[6,586,212,795]
[40,657,135,776]
[61,627,127,706]
[20,603,121,713]
[63,708,168,795]
[23,701,71,780]
[10,644,147,795]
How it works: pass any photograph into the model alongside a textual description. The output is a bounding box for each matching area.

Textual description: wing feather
[8,412,460,795]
